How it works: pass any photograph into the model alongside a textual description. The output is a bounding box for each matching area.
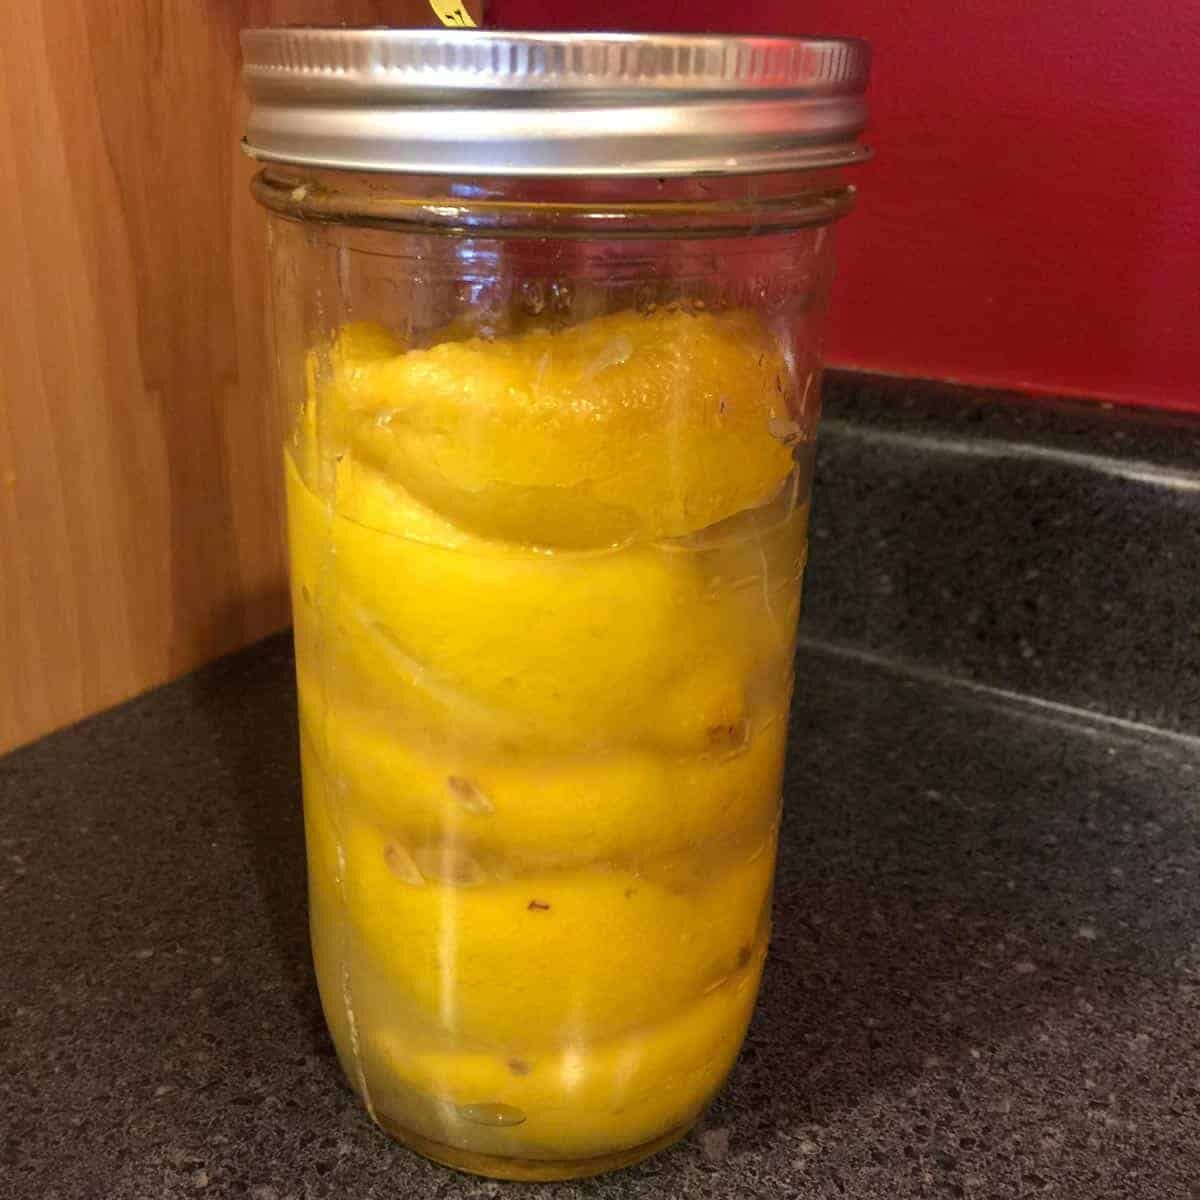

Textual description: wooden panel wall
[0,2,480,752]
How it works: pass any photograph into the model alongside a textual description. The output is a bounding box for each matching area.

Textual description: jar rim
[250,166,858,237]
[241,29,871,178]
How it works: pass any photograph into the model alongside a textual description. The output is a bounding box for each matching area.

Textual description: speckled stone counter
[3,379,1199,1199]
[807,373,1200,734]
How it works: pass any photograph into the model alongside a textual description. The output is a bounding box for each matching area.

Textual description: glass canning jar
[242,28,870,1182]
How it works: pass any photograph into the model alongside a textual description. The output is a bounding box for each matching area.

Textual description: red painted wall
[490,1,1200,411]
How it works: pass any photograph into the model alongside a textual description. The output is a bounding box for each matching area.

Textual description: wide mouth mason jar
[242,28,870,1182]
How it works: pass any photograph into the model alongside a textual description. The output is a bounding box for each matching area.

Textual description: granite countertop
[4,379,1200,1198]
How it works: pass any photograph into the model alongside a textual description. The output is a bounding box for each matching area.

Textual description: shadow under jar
[242,28,871,1182]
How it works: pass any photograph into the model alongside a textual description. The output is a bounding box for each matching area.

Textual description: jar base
[375,1112,697,1182]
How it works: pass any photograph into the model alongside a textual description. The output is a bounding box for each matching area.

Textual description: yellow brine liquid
[287,307,809,1179]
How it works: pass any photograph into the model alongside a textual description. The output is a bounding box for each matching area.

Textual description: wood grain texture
[0,1,477,752]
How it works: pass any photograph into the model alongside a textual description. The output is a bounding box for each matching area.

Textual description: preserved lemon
[310,309,794,547]
[289,306,806,1176]
[285,454,773,753]
[371,945,765,1160]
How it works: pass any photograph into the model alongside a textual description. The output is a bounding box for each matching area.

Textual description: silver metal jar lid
[241,29,870,177]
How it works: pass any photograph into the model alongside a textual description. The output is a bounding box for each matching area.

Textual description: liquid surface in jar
[288,306,809,1169]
